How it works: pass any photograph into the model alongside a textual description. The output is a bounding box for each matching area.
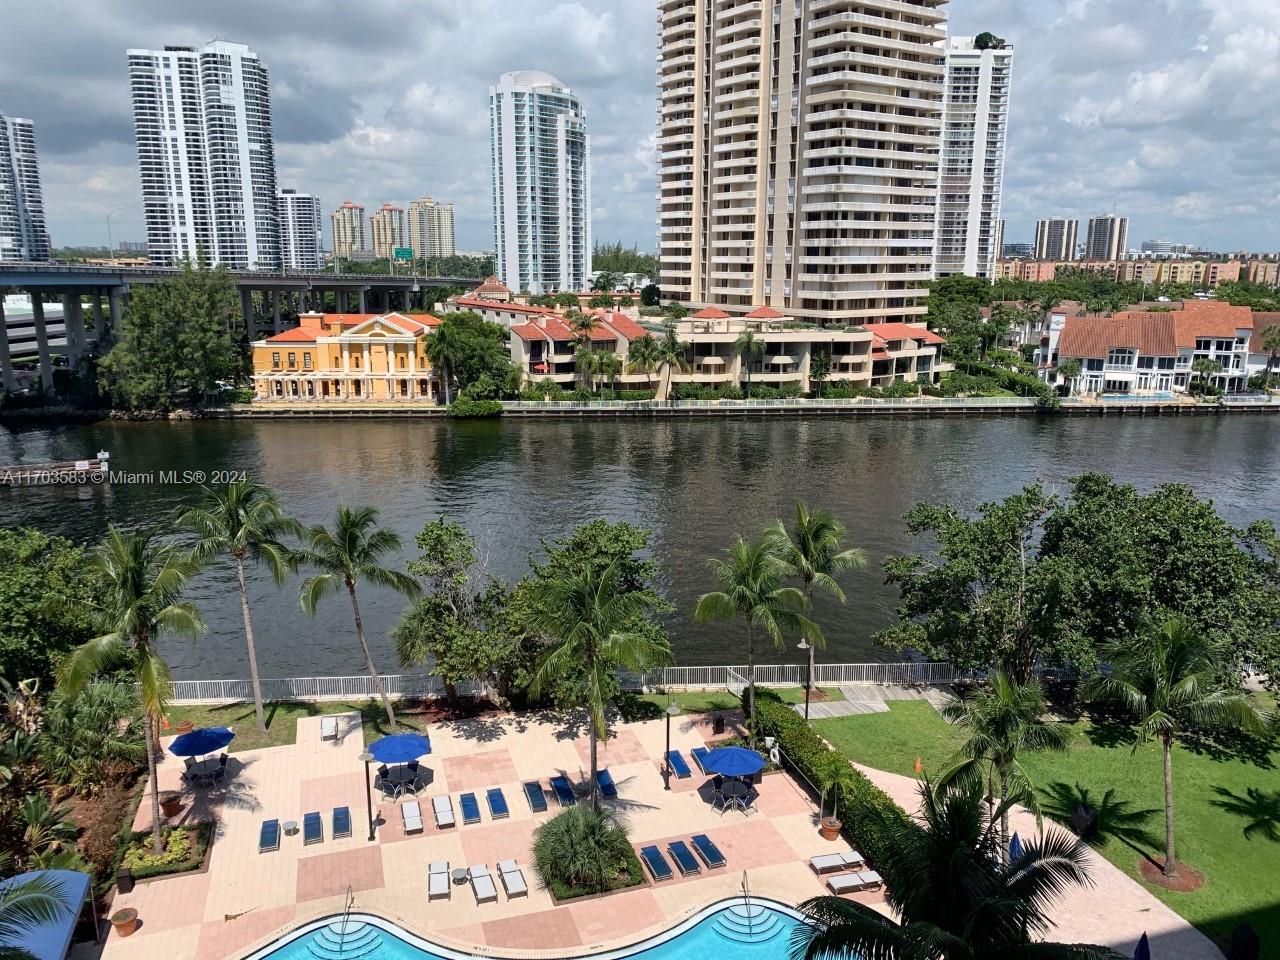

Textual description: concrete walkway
[795,683,953,719]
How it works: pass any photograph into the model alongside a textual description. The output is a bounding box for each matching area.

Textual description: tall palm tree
[627,334,661,392]
[574,344,601,393]
[424,322,466,403]
[766,503,867,716]
[1088,616,1265,877]
[792,778,1122,960]
[1191,356,1221,392]
[56,528,205,854]
[1057,358,1083,395]
[526,562,673,809]
[568,310,599,345]
[178,482,301,732]
[937,670,1069,854]
[1260,324,1280,389]
[694,536,817,734]
[297,506,421,730]
[599,352,623,396]
[734,329,766,395]
[0,872,71,960]
[655,324,690,402]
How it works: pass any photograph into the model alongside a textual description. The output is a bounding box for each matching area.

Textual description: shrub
[569,388,594,403]
[520,379,566,401]
[118,823,211,880]
[229,387,254,404]
[532,806,644,899]
[80,780,134,879]
[447,398,502,418]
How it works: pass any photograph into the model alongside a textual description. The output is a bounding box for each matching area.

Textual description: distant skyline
[1,0,1277,254]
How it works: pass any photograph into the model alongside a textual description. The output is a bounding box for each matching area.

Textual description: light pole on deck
[664,699,680,790]
[798,637,812,722]
[358,750,376,841]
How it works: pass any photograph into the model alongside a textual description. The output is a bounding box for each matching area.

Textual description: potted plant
[160,792,182,818]
[174,718,194,734]
[815,753,856,841]
[111,908,139,938]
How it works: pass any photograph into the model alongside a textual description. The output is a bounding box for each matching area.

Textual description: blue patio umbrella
[168,726,235,758]
[368,732,432,764]
[1009,831,1024,862]
[1133,932,1150,960]
[700,746,766,777]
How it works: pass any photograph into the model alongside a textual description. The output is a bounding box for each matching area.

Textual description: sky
[3,0,1278,254]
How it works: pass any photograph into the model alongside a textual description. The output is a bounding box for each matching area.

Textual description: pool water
[251,903,802,960]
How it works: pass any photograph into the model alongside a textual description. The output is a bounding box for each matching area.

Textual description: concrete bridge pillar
[0,296,16,393]
[358,287,367,313]
[271,290,282,333]
[29,293,53,392]
[108,288,123,338]
[92,291,106,344]
[240,288,254,336]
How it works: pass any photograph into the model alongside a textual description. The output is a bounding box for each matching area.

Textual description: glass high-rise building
[277,188,322,271]
[0,114,51,262]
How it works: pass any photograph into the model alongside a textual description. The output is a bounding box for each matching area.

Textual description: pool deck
[97,709,878,960]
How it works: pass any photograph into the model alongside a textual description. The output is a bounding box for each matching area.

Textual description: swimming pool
[1099,392,1176,402]
[244,900,803,960]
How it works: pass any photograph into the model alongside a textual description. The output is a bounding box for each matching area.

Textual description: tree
[598,352,623,395]
[591,242,657,277]
[178,482,301,732]
[0,872,71,959]
[424,319,466,404]
[694,535,817,733]
[1087,616,1265,877]
[574,345,602,393]
[793,778,1121,960]
[639,283,661,307]
[809,349,831,398]
[734,329,766,394]
[1191,356,1221,390]
[555,292,580,309]
[297,507,421,730]
[532,805,636,896]
[423,311,512,402]
[98,259,239,411]
[393,517,508,706]
[765,503,866,711]
[663,302,689,321]
[1057,357,1083,394]
[627,334,661,391]
[934,301,983,360]
[590,271,621,294]
[655,324,690,401]
[937,671,1069,853]
[55,528,204,854]
[588,294,615,309]
[973,30,1007,49]
[1261,324,1280,389]
[526,561,673,808]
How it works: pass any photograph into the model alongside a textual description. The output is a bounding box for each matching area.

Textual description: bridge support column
[108,288,123,338]
[358,287,367,313]
[240,288,254,336]
[0,297,15,393]
[271,290,282,333]
[29,293,53,393]
[92,292,106,344]
[62,295,87,367]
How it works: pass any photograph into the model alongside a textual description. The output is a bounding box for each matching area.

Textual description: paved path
[794,683,954,720]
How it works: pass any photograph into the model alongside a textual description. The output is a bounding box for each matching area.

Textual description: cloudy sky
[4,0,1277,254]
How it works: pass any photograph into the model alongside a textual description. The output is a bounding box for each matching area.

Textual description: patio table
[186,758,220,787]
[451,867,469,884]
[721,778,751,812]
[382,766,418,797]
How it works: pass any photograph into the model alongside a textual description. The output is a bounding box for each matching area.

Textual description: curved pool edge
[238,896,807,960]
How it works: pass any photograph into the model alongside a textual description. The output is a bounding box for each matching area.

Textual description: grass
[165,699,427,751]
[814,700,1280,949]
[628,686,843,715]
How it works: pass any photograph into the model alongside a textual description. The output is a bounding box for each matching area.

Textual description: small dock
[0,451,111,485]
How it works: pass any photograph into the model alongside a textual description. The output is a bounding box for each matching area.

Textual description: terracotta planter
[819,817,843,841]
[174,720,194,735]
[111,909,138,938]
[160,794,182,817]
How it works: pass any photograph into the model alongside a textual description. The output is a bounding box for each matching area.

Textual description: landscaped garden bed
[117,822,213,882]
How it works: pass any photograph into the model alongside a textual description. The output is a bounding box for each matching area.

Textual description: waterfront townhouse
[252,311,441,401]
[1248,313,1280,382]
[509,312,652,389]
[446,295,562,330]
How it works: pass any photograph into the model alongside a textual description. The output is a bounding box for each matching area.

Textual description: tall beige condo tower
[408,196,456,259]
[331,201,366,258]
[656,0,947,324]
[1084,213,1128,261]
[370,203,406,258]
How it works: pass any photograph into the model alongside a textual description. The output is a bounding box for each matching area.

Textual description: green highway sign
[393,247,413,261]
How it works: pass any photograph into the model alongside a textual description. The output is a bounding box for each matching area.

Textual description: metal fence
[166,661,956,704]
[503,397,1037,412]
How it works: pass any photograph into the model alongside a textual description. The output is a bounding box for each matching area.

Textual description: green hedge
[754,699,907,869]
[547,846,645,901]
[117,822,212,880]
[954,359,1060,409]
[448,398,503,418]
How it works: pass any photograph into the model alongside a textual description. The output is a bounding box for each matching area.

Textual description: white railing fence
[165,661,955,705]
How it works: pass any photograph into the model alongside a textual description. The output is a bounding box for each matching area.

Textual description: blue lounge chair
[691,833,725,868]
[639,845,673,881]
[666,750,692,779]
[597,769,619,799]
[486,787,509,819]
[523,780,548,813]
[550,775,577,807]
[302,811,323,845]
[459,792,481,824]
[332,806,351,839]
[259,818,280,853]
[691,746,711,774]
[668,840,700,876]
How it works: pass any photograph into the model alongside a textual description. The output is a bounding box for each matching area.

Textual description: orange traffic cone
[914,756,923,774]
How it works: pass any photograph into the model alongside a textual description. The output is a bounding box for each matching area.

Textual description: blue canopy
[1009,831,1024,861]
[368,732,432,764]
[168,726,235,757]
[701,746,766,777]
[0,870,89,960]
[1133,932,1150,960]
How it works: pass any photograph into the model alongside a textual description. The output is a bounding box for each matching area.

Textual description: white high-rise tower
[277,188,322,271]
[489,71,591,294]
[408,196,455,259]
[0,114,51,262]
[127,41,280,269]
[934,36,1013,279]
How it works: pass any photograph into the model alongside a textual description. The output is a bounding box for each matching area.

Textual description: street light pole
[105,206,123,263]
[358,750,376,841]
[664,699,680,790]
[798,638,812,722]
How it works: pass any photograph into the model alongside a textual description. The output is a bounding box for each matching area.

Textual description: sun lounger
[401,799,423,833]
[691,746,711,773]
[809,851,864,874]
[597,769,619,799]
[433,795,456,828]
[428,860,450,901]
[486,787,509,819]
[469,864,498,904]
[826,870,883,895]
[666,750,692,779]
[303,811,323,845]
[320,716,338,741]
[668,840,701,876]
[458,792,481,824]
[497,859,528,898]
[259,819,280,853]
[550,775,577,807]
[690,833,726,868]
[332,806,351,839]
[523,780,548,813]
[639,845,674,881]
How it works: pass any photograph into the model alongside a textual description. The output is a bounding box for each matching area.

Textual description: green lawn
[628,687,842,715]
[815,700,1280,950]
[165,699,427,752]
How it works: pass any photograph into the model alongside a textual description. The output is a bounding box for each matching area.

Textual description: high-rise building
[656,0,946,324]
[330,201,366,258]
[127,41,279,269]
[407,196,456,259]
[277,189,322,271]
[934,37,1012,279]
[370,203,406,259]
[1084,213,1128,261]
[0,114,50,262]
[1033,217,1078,261]
[489,71,591,294]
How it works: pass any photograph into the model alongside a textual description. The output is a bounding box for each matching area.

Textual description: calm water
[1,415,1277,680]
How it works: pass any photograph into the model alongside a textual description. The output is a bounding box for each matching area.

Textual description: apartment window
[303,354,312,370]
[1106,348,1134,367]
[271,352,280,369]
[287,352,297,368]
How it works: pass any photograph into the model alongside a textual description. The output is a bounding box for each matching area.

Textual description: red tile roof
[1250,314,1280,353]
[264,312,438,342]
[1058,315,1177,359]
[866,322,944,346]
[509,316,576,342]
[473,275,512,297]
[265,327,321,343]
[597,312,648,341]
[745,306,784,319]
[692,307,730,319]
[1104,302,1252,351]
[453,297,558,317]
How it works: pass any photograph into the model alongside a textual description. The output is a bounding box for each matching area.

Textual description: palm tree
[56,528,205,854]
[792,778,1122,960]
[574,344,602,393]
[1191,356,1221,392]
[1057,358,1083,395]
[765,503,866,715]
[424,321,466,403]
[0,872,71,959]
[734,329,766,395]
[1260,324,1280,389]
[297,506,421,730]
[809,349,831,399]
[599,352,623,396]
[525,562,672,809]
[178,482,301,732]
[1087,616,1265,877]
[627,334,661,393]
[694,536,817,734]
[937,670,1069,854]
[568,310,599,345]
[655,324,690,402]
